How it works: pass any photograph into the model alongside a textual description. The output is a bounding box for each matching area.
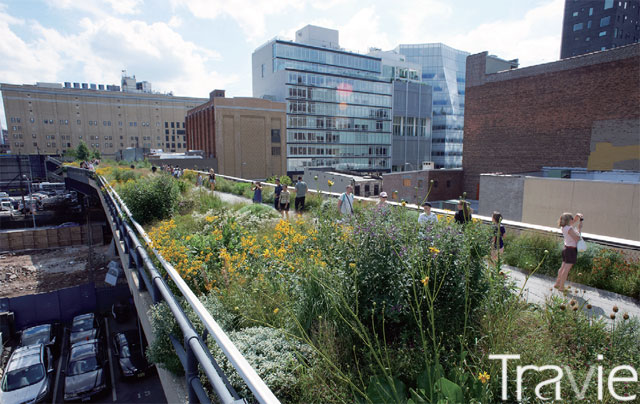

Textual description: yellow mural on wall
[587,142,640,170]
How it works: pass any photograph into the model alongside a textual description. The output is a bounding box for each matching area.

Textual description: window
[588,20,592,28]
[572,11,578,16]
[600,16,611,26]
[271,147,280,156]
[586,36,591,41]
[171,122,175,128]
[403,179,411,187]
[271,129,281,143]
[604,0,613,9]
[573,23,583,31]
[599,30,607,36]
[589,7,593,15]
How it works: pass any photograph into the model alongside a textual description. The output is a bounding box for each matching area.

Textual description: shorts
[562,246,577,264]
[280,203,289,211]
[295,196,305,211]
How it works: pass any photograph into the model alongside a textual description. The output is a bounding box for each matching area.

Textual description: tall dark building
[560,0,640,59]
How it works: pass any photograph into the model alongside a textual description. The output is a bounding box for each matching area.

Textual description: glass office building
[397,44,468,168]
[253,26,393,174]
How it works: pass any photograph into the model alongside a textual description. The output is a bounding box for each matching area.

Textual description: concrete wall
[521,177,640,241]
[147,158,217,171]
[478,174,524,221]
[0,223,103,252]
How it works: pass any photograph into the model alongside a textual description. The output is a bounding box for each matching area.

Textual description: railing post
[185,335,199,404]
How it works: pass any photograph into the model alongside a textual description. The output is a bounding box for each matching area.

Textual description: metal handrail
[97,175,280,404]
[189,169,640,250]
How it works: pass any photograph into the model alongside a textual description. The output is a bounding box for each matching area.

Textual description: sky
[0,0,565,130]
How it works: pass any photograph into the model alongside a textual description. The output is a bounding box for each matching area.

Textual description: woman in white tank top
[554,212,583,291]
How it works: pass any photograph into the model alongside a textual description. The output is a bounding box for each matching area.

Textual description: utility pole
[86,197,94,284]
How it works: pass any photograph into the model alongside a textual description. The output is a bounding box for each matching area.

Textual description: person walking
[196,173,203,187]
[279,185,291,219]
[554,212,584,290]
[337,185,355,216]
[490,211,506,263]
[294,176,308,214]
[252,181,263,204]
[273,178,282,211]
[418,202,438,225]
[454,200,472,225]
[208,169,216,191]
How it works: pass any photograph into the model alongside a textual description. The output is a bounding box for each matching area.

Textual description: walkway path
[207,189,640,321]
[503,265,640,322]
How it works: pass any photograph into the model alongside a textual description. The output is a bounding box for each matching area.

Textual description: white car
[0,344,54,404]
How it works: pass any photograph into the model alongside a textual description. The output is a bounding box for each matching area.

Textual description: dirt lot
[0,245,112,298]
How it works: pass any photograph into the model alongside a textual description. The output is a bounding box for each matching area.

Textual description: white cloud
[395,0,454,42]
[0,8,237,99]
[45,0,143,15]
[168,15,182,28]
[170,0,303,41]
[339,6,392,53]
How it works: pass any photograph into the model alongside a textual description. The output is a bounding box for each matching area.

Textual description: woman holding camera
[554,212,584,291]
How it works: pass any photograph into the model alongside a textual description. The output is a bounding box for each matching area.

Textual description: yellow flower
[327,180,334,187]
[349,263,356,269]
[401,201,407,207]
[263,249,271,258]
[421,276,429,286]
[273,308,279,314]
[429,247,440,254]
[478,371,490,384]
[185,235,192,241]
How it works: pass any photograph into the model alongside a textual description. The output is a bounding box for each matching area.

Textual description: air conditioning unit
[422,161,435,170]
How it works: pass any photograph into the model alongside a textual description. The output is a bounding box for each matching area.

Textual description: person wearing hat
[378,192,388,205]
[418,202,438,225]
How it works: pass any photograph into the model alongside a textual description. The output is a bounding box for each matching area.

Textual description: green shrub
[112,167,138,182]
[237,203,280,218]
[118,174,180,225]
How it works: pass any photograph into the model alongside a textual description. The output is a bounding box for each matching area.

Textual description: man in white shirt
[418,202,438,225]
[337,185,355,216]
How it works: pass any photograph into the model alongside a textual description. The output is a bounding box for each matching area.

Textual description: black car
[69,313,101,346]
[63,339,108,401]
[112,330,152,379]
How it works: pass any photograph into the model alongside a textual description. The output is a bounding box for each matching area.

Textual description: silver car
[0,344,54,404]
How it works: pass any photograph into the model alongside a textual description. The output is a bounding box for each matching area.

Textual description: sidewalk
[207,189,640,322]
[502,265,640,322]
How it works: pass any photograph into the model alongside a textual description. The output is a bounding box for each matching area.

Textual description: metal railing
[191,169,640,252]
[70,167,280,404]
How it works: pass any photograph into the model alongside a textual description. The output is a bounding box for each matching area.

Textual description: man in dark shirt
[273,178,282,211]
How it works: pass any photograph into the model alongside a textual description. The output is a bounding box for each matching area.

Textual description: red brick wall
[463,46,640,199]
[186,102,215,158]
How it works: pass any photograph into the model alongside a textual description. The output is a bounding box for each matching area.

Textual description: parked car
[0,343,54,404]
[20,323,59,356]
[111,300,133,323]
[112,330,152,379]
[0,191,9,198]
[63,339,108,402]
[69,313,101,346]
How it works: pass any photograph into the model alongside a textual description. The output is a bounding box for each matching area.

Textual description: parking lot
[51,311,167,403]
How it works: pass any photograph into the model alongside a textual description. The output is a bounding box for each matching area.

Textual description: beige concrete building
[186,92,286,179]
[479,172,640,241]
[1,80,207,156]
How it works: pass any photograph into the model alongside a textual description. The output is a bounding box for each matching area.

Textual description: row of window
[287,101,390,119]
[287,72,392,95]
[274,42,381,73]
[432,151,463,156]
[287,86,392,108]
[288,145,389,157]
[287,130,390,145]
[275,59,382,82]
[15,118,184,128]
[287,116,390,132]
[392,117,430,137]
[573,16,611,32]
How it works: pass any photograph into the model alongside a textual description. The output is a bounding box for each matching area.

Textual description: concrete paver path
[503,265,640,322]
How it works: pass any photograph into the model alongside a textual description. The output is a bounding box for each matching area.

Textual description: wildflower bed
[108,169,640,403]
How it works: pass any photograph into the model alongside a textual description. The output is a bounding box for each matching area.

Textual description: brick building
[185,91,287,179]
[382,169,463,204]
[462,44,640,199]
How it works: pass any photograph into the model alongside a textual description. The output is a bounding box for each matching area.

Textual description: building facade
[369,50,433,172]
[252,25,393,175]
[382,169,463,205]
[1,79,207,156]
[560,0,640,59]
[463,44,640,199]
[185,92,287,179]
[396,44,469,169]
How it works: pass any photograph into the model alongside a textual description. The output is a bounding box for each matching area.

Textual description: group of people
[267,177,308,219]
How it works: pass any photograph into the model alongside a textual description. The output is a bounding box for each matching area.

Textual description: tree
[76,141,90,161]
[91,149,101,160]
